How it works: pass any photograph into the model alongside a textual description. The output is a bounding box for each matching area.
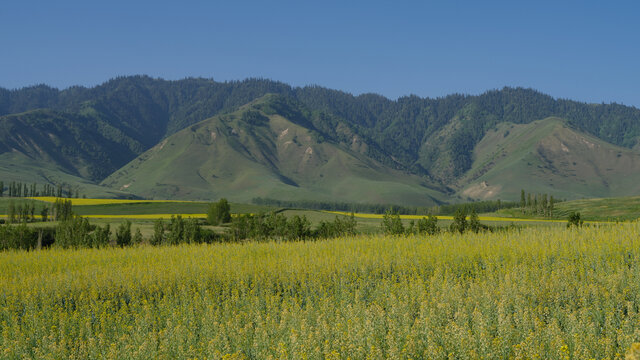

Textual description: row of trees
[520,190,555,217]
[381,208,487,235]
[252,197,432,215]
[381,212,440,235]
[0,224,56,251]
[0,181,81,198]
[227,212,357,242]
[1,214,219,250]
[5,199,73,224]
[252,197,519,216]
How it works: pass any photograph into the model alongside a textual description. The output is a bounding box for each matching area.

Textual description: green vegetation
[518,189,555,217]
[567,212,584,228]
[207,198,231,225]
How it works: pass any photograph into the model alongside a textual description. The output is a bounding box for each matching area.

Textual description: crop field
[324,210,567,222]
[2,224,640,359]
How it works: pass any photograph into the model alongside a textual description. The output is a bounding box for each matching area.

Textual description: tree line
[380,208,491,236]
[4,198,73,224]
[211,198,358,241]
[0,198,359,251]
[252,197,518,216]
[0,181,82,198]
[0,213,221,251]
[228,212,357,242]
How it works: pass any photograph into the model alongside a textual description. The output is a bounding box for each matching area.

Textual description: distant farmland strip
[323,210,608,224]
[28,197,204,205]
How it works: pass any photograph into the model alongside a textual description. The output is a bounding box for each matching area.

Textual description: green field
[3,224,640,358]
[497,195,640,221]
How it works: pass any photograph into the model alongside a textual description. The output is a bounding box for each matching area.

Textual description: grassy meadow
[2,224,640,359]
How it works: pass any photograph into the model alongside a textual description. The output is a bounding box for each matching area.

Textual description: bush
[567,212,583,228]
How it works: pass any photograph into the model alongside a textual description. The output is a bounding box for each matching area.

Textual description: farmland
[2,224,640,358]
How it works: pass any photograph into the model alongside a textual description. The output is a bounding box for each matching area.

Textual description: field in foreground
[2,225,640,359]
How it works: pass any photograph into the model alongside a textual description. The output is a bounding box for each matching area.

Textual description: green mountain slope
[0,109,142,180]
[460,117,640,200]
[102,96,448,205]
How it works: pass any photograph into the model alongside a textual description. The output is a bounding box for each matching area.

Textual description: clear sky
[1,0,639,106]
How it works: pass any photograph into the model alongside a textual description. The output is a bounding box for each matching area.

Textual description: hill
[460,117,640,200]
[102,95,449,205]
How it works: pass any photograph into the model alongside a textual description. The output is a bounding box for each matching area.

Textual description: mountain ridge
[2,76,640,202]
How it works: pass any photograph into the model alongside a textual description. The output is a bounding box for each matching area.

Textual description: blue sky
[1,1,639,106]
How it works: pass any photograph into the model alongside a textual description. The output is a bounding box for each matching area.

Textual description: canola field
[2,224,640,359]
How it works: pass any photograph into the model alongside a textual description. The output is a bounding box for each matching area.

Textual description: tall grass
[1,224,640,359]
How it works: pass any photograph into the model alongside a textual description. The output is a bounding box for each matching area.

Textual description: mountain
[2,76,640,203]
[101,95,449,206]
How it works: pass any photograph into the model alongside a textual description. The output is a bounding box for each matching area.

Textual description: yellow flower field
[2,224,640,359]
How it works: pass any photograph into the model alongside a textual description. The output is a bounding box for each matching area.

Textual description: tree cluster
[207,198,231,225]
[228,212,357,242]
[151,215,214,246]
[381,211,440,236]
[520,190,555,217]
[12,214,217,250]
[0,223,55,251]
[5,198,71,224]
[252,197,519,216]
[567,212,584,228]
[449,208,485,234]
[0,181,80,198]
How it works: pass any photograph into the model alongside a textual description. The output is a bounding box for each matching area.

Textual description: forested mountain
[2,75,640,201]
